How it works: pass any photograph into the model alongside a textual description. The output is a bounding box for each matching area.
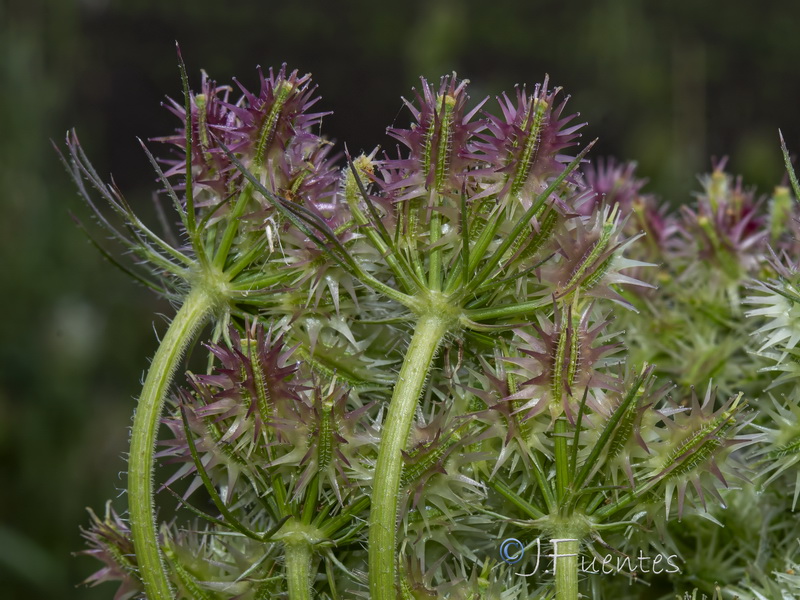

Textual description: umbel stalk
[368,314,449,599]
[555,538,580,600]
[285,541,313,600]
[128,288,215,600]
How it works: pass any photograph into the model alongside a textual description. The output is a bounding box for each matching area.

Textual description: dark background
[2,0,800,598]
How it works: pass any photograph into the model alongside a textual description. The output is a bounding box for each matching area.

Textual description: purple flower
[474,77,584,207]
[227,65,328,169]
[158,323,304,500]
[505,305,622,423]
[78,503,142,600]
[679,160,768,279]
[578,158,647,216]
[157,70,239,196]
[538,205,654,307]
[647,387,757,518]
[157,65,340,217]
[378,74,487,201]
[286,378,375,502]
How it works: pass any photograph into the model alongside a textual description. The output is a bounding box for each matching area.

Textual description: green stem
[428,191,443,291]
[465,297,550,322]
[593,480,651,519]
[530,450,557,513]
[344,179,421,295]
[554,418,570,504]
[214,184,252,269]
[458,142,595,298]
[486,479,546,519]
[554,537,580,600]
[368,314,448,600]
[129,288,216,600]
[285,541,314,600]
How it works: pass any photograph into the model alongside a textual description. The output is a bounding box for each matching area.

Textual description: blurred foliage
[1,0,800,598]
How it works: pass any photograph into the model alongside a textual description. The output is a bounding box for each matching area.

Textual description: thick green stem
[554,537,580,600]
[285,541,313,600]
[129,288,215,600]
[368,314,448,600]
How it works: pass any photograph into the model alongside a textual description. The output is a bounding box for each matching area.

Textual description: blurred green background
[2,0,800,598]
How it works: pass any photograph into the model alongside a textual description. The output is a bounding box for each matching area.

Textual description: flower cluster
[67,60,800,600]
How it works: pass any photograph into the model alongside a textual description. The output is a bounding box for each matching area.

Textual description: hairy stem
[554,538,580,600]
[129,288,215,600]
[285,541,313,600]
[368,314,448,600]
